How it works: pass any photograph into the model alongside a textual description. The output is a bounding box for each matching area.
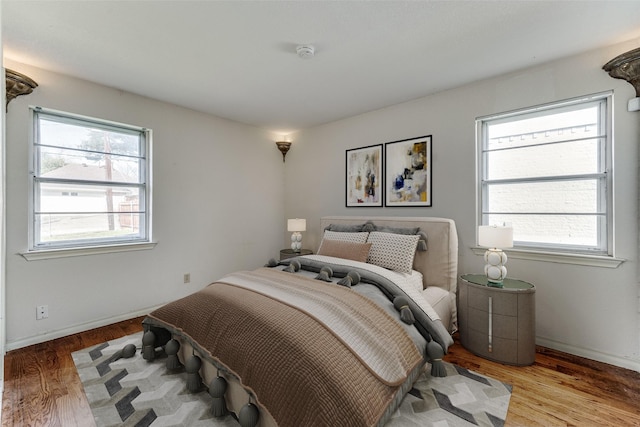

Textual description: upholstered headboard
[319,216,459,294]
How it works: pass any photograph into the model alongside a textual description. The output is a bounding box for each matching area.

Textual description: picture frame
[384,135,432,207]
[345,144,383,207]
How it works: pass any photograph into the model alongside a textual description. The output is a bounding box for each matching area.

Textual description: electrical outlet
[36,305,48,320]
[183,273,191,284]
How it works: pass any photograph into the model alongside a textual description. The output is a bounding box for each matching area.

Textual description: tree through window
[30,107,151,250]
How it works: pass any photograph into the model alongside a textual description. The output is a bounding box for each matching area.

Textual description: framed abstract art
[345,144,383,207]
[384,135,432,207]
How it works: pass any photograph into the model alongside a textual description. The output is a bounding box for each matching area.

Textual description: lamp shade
[287,218,306,232]
[478,225,513,249]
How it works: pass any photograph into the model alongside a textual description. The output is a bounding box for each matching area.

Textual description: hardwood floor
[2,317,640,426]
[446,341,640,426]
[2,317,144,427]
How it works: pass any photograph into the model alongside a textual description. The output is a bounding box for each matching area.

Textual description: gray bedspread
[274,255,454,353]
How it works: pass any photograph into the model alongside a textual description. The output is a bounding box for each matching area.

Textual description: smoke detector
[296,45,315,59]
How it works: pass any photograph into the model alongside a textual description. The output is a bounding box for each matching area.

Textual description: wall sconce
[478,224,513,287]
[6,68,38,112]
[603,47,640,112]
[276,141,291,162]
[287,218,306,252]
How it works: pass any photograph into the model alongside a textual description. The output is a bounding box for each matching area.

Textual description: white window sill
[471,247,624,268]
[20,242,157,261]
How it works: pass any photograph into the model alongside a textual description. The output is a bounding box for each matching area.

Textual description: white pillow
[366,231,419,274]
[405,270,425,292]
[322,230,369,244]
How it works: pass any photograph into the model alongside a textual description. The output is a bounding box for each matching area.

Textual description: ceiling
[3,1,640,135]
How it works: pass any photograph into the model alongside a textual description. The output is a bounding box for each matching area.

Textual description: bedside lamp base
[484,248,508,287]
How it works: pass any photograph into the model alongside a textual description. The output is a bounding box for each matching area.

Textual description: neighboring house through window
[477,92,613,256]
[29,107,151,251]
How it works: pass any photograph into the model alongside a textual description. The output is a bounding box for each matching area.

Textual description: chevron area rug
[73,332,512,427]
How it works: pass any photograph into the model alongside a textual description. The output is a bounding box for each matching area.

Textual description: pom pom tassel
[122,343,137,358]
[426,340,447,377]
[142,330,156,361]
[315,266,333,282]
[112,343,136,362]
[337,271,360,287]
[185,355,203,392]
[208,376,228,417]
[337,276,351,287]
[165,339,182,371]
[393,296,415,324]
[283,259,301,273]
[399,307,415,324]
[264,258,278,267]
[238,402,259,427]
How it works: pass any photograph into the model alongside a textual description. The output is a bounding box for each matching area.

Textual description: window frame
[476,92,619,265]
[26,106,153,257]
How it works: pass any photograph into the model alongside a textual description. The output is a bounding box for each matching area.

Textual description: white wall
[1,2,6,386]
[4,40,640,371]
[3,59,286,349]
[285,40,640,371]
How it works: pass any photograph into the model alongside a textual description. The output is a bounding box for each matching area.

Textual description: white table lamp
[288,218,306,252]
[478,225,513,286]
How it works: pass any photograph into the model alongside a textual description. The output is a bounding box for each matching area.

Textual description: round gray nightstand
[279,249,312,260]
[458,274,536,366]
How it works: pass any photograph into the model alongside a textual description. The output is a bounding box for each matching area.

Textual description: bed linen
[319,216,459,333]
[274,254,453,351]
[142,216,459,426]
[144,265,426,427]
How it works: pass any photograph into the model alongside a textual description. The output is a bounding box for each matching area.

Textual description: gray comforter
[273,255,454,354]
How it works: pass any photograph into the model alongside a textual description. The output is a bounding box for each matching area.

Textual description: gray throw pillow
[324,223,365,232]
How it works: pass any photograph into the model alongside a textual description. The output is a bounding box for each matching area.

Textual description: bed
[141,216,458,427]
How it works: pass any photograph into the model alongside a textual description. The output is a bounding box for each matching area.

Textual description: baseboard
[7,309,640,374]
[5,304,164,352]
[537,336,640,373]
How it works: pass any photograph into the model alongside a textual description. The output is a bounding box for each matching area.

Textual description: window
[29,107,151,251]
[477,92,613,256]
